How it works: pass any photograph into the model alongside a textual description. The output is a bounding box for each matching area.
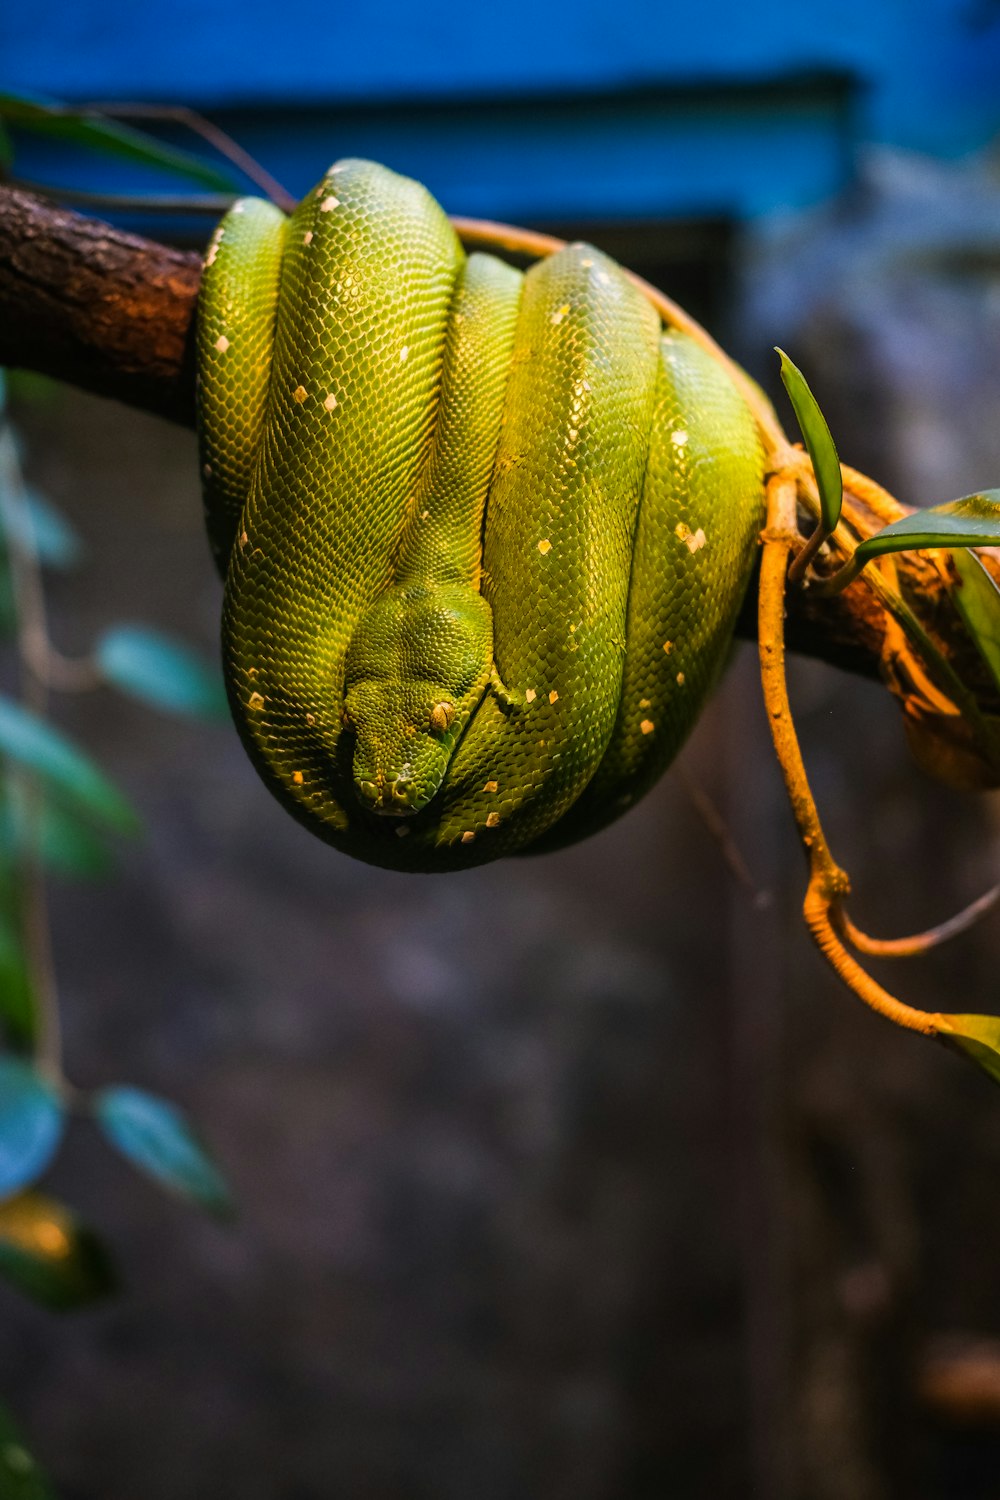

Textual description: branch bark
[0,182,989,702]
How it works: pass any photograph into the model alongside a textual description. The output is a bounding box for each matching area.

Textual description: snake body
[197,160,765,871]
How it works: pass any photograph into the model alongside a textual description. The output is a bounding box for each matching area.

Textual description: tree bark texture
[0,183,992,696]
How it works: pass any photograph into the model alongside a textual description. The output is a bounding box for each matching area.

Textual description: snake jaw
[355,766,423,818]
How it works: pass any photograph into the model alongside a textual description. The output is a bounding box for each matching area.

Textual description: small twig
[757,462,946,1039]
[74,101,296,213]
[836,884,1000,958]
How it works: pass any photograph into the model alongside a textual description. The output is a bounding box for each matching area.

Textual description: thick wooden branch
[0,185,200,425]
[0,183,988,707]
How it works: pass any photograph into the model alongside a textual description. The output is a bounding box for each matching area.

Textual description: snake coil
[197,159,765,871]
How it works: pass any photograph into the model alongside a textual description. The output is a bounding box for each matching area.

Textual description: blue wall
[5,1,1000,221]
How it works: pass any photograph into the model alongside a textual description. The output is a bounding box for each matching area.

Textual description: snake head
[342,582,493,816]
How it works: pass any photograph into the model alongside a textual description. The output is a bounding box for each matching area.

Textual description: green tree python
[197,159,765,872]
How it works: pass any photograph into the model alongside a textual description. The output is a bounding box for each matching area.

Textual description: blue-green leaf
[0,697,138,834]
[0,1058,64,1198]
[95,1086,233,1217]
[0,1398,54,1498]
[951,549,1000,695]
[776,347,843,533]
[0,1190,117,1313]
[0,91,236,192]
[95,625,228,720]
[1,490,81,571]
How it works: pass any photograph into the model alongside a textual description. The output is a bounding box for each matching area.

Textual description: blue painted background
[4,0,1000,221]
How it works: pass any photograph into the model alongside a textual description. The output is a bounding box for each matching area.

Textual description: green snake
[196,159,765,872]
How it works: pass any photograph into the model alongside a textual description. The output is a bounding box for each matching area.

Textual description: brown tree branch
[0,182,995,720]
[0,185,200,425]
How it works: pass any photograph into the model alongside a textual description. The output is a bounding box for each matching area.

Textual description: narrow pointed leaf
[95,625,228,720]
[0,1058,63,1197]
[853,492,1000,568]
[951,549,1000,695]
[776,348,843,532]
[0,1191,117,1312]
[0,1400,54,1498]
[936,1013,1000,1087]
[0,697,138,834]
[95,1086,233,1217]
[0,92,236,192]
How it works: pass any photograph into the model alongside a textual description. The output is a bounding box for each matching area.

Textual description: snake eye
[429,701,454,734]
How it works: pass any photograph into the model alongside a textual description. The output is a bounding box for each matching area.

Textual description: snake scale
[197,159,765,871]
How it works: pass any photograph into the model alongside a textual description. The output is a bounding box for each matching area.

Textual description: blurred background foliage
[3,5,1000,1497]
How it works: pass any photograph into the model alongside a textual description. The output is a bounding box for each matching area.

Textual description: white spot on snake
[524,688,537,703]
[293,385,308,404]
[567,428,578,442]
[551,304,570,325]
[486,812,501,829]
[671,429,688,447]
[248,692,265,711]
[537,539,552,555]
[303,230,313,245]
[548,690,559,705]
[421,510,429,520]
[324,392,338,411]
[676,672,686,686]
[483,780,498,793]
[305,712,316,725]
[239,531,248,548]
[399,345,409,362]
[640,719,655,735]
[639,698,651,708]
[202,463,212,478]
[663,640,673,653]
[580,257,594,268]
[319,195,340,211]
[461,830,476,844]
[214,335,230,353]
[231,203,245,214]
[675,522,705,552]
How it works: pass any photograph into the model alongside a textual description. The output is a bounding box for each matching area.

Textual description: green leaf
[951,549,1000,695]
[95,1086,233,1218]
[937,1013,1000,1087]
[0,91,236,192]
[0,119,13,173]
[0,697,138,834]
[0,784,115,881]
[1,491,81,571]
[0,1190,117,1312]
[776,347,843,533]
[0,915,36,1049]
[0,1399,54,1498]
[0,1058,64,1198]
[854,491,1000,567]
[95,625,228,721]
